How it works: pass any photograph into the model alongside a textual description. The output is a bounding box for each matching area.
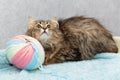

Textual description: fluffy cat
[26,16,118,65]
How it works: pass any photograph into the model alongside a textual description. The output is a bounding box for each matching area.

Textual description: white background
[0,0,120,48]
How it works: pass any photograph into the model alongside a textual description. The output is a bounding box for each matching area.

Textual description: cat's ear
[50,17,59,28]
[27,16,36,29]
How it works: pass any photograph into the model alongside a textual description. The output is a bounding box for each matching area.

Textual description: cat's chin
[40,33,50,42]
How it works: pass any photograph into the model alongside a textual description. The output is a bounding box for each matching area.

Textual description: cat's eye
[47,25,50,28]
[37,25,41,28]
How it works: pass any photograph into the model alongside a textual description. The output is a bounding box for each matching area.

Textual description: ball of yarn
[5,35,45,70]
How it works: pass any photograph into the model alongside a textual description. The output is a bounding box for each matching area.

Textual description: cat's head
[26,17,61,44]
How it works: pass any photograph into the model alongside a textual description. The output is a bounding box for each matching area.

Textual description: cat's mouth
[40,31,49,35]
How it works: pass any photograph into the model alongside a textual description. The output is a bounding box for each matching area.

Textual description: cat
[26,16,118,65]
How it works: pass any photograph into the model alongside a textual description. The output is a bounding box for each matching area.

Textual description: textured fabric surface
[0,50,120,80]
[0,0,120,48]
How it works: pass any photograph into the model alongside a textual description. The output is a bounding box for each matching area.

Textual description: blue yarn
[6,40,24,46]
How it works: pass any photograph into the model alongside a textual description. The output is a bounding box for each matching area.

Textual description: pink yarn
[11,44,34,69]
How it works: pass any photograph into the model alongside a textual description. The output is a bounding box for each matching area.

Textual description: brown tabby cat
[26,16,118,65]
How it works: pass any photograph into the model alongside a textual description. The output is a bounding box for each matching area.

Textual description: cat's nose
[43,27,47,30]
[43,30,46,33]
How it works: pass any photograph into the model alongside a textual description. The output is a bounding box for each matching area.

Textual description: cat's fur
[26,16,118,65]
